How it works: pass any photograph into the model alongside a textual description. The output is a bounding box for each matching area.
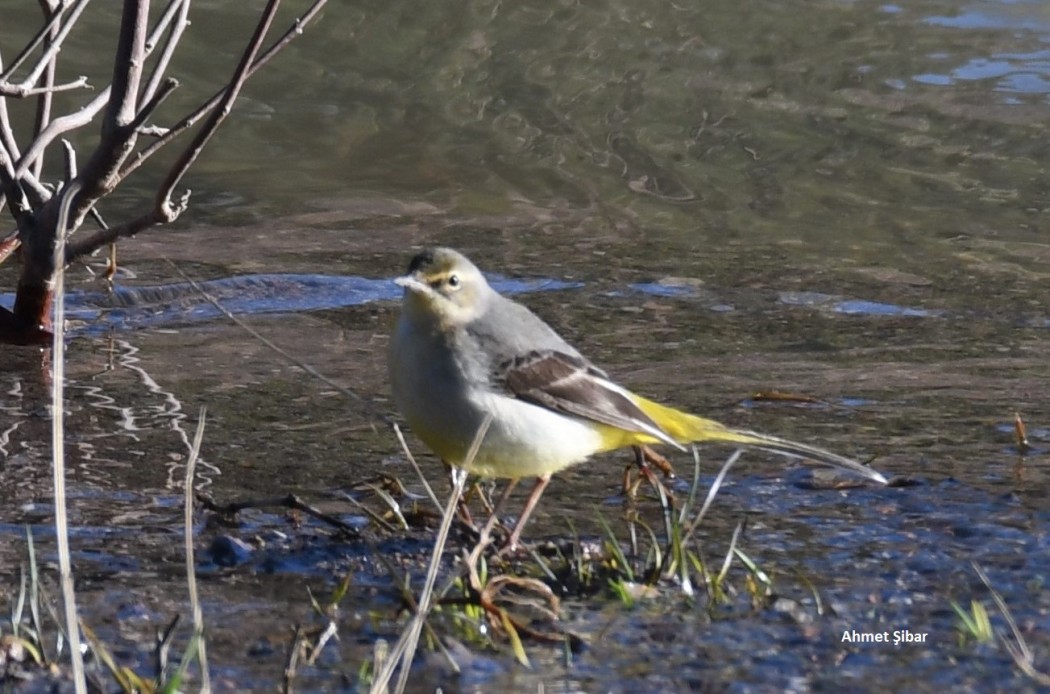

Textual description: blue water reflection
[913,3,1050,97]
[0,274,582,335]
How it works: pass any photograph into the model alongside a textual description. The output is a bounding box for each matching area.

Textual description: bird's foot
[623,445,677,500]
[639,444,676,479]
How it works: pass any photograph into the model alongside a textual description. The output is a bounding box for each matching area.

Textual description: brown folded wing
[499,350,682,449]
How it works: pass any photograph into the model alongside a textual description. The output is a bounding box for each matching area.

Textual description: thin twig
[196,492,360,536]
[305,621,338,666]
[61,139,77,181]
[0,76,89,98]
[63,188,163,259]
[2,0,92,90]
[0,141,23,214]
[0,0,70,82]
[140,0,190,104]
[31,0,61,179]
[340,493,398,533]
[128,77,180,133]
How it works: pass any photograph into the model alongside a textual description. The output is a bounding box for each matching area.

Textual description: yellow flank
[631,394,737,444]
[591,421,666,453]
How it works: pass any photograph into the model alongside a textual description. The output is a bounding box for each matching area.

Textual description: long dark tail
[718,428,887,484]
[633,395,887,484]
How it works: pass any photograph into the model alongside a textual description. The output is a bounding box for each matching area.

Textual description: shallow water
[2,0,1050,691]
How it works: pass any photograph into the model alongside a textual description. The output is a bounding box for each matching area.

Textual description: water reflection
[2,274,582,334]
[923,3,1050,32]
[912,49,1050,98]
[898,1,1050,101]
[0,339,212,494]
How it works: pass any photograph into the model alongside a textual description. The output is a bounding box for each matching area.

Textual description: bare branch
[106,0,150,131]
[61,139,77,182]
[66,201,175,261]
[0,76,90,98]
[3,1,337,343]
[0,141,42,281]
[15,88,112,178]
[128,76,179,132]
[0,153,52,213]
[0,53,24,163]
[60,1,180,231]
[32,1,62,180]
[13,0,194,179]
[0,51,55,212]
[51,1,152,226]
[0,0,71,82]
[66,0,331,263]
[153,0,284,222]
[120,0,331,180]
[140,0,191,105]
[137,125,170,137]
[88,204,109,231]
[0,143,22,209]
[68,0,332,260]
[1,0,94,93]
[0,143,37,221]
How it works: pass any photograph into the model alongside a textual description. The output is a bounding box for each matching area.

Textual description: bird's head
[395,247,491,326]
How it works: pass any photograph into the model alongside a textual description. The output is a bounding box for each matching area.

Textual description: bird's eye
[447,274,461,289]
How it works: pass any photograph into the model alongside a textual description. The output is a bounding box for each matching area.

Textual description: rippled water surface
[2,0,1050,691]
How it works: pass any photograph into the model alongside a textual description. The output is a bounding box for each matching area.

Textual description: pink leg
[467,478,520,567]
[475,478,519,545]
[504,473,552,550]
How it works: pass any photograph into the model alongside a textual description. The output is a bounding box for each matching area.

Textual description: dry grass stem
[393,423,442,514]
[184,407,210,692]
[973,562,1050,685]
[50,180,86,693]
[371,416,492,694]
[683,449,743,545]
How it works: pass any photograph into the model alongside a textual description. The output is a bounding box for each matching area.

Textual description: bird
[388,247,887,549]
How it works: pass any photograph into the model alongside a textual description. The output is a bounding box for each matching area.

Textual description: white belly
[462,391,606,478]
[389,315,604,479]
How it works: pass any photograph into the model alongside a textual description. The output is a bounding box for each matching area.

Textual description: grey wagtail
[389,247,887,548]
